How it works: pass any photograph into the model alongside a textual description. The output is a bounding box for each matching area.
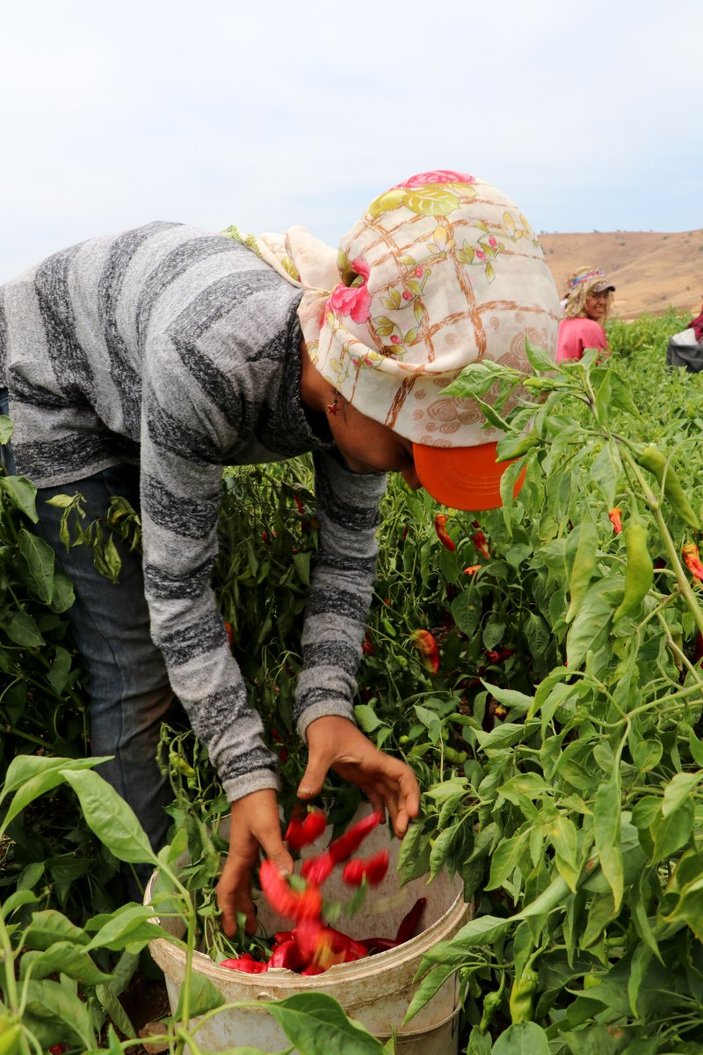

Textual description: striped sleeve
[140,338,279,804]
[294,450,387,738]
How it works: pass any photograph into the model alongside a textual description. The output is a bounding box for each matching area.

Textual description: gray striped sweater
[0,223,387,802]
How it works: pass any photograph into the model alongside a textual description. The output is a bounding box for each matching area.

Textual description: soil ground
[539,228,703,319]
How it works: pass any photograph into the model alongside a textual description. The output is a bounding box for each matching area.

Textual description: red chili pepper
[294,918,367,969]
[485,646,514,665]
[267,939,302,970]
[300,850,335,887]
[471,529,491,559]
[223,621,235,647]
[293,493,306,516]
[683,543,703,582]
[342,850,390,887]
[273,930,294,945]
[259,860,322,921]
[362,633,375,655]
[608,507,623,535]
[463,564,481,576]
[284,809,327,852]
[220,954,268,973]
[395,897,427,944]
[327,811,382,864]
[411,629,440,674]
[434,513,456,551]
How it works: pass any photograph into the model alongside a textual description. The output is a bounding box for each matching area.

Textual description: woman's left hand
[297,715,420,836]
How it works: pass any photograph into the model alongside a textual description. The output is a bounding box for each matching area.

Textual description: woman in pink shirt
[556,267,615,362]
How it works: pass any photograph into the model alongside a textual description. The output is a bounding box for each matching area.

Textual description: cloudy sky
[1,0,701,281]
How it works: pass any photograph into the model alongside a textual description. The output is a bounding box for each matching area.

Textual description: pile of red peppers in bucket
[220,809,427,975]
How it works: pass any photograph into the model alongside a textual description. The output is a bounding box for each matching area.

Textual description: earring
[327,392,340,415]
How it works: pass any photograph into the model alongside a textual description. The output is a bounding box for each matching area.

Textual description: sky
[1,0,701,282]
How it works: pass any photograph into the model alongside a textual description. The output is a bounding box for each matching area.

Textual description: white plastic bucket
[146,809,469,1054]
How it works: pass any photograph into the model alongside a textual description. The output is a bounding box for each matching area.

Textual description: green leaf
[18,527,55,602]
[650,798,693,862]
[524,339,555,373]
[661,770,703,818]
[421,914,511,965]
[492,1021,550,1054]
[0,413,13,443]
[479,682,533,713]
[429,822,461,878]
[5,609,44,647]
[397,821,430,884]
[451,591,481,637]
[353,704,384,734]
[61,768,158,864]
[85,905,170,952]
[50,570,76,613]
[0,756,108,835]
[20,942,113,984]
[403,962,456,1023]
[23,978,97,1050]
[593,771,623,910]
[175,969,225,1018]
[23,909,89,950]
[566,575,622,669]
[590,440,622,508]
[0,474,38,521]
[565,521,598,624]
[259,992,384,1055]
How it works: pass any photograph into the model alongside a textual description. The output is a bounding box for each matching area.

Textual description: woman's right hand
[216,788,293,937]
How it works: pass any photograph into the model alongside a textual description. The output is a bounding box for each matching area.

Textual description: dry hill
[539,229,703,320]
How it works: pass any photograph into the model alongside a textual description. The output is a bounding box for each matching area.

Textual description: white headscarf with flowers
[224,170,560,448]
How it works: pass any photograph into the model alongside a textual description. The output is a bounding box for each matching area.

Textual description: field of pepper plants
[4,309,703,1054]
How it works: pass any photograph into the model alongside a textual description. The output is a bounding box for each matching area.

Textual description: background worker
[557,266,615,362]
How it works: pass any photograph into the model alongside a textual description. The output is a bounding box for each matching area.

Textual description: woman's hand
[298,715,420,836]
[216,788,293,937]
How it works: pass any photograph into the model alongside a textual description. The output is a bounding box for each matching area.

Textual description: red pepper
[608,507,623,534]
[472,529,491,559]
[223,621,235,647]
[267,939,302,970]
[284,808,327,852]
[463,564,481,576]
[293,492,306,516]
[362,633,375,655]
[301,850,335,887]
[485,646,514,665]
[294,918,367,969]
[220,953,268,973]
[273,930,294,945]
[259,860,323,921]
[411,629,440,674]
[683,543,703,582]
[434,513,456,551]
[342,850,390,887]
[395,897,427,944]
[328,811,382,864]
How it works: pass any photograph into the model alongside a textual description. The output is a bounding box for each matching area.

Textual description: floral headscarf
[225,170,560,448]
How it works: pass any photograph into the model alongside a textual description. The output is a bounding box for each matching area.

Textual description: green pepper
[509,966,538,1024]
[636,445,699,530]
[479,988,502,1033]
[613,519,653,622]
[0,1017,21,1055]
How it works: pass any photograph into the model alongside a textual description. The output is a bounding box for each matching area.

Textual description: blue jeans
[1,390,174,878]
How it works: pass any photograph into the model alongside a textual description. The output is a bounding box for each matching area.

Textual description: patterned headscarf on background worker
[225,169,560,511]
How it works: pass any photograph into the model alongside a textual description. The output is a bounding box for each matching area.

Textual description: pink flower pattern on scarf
[327,258,371,324]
